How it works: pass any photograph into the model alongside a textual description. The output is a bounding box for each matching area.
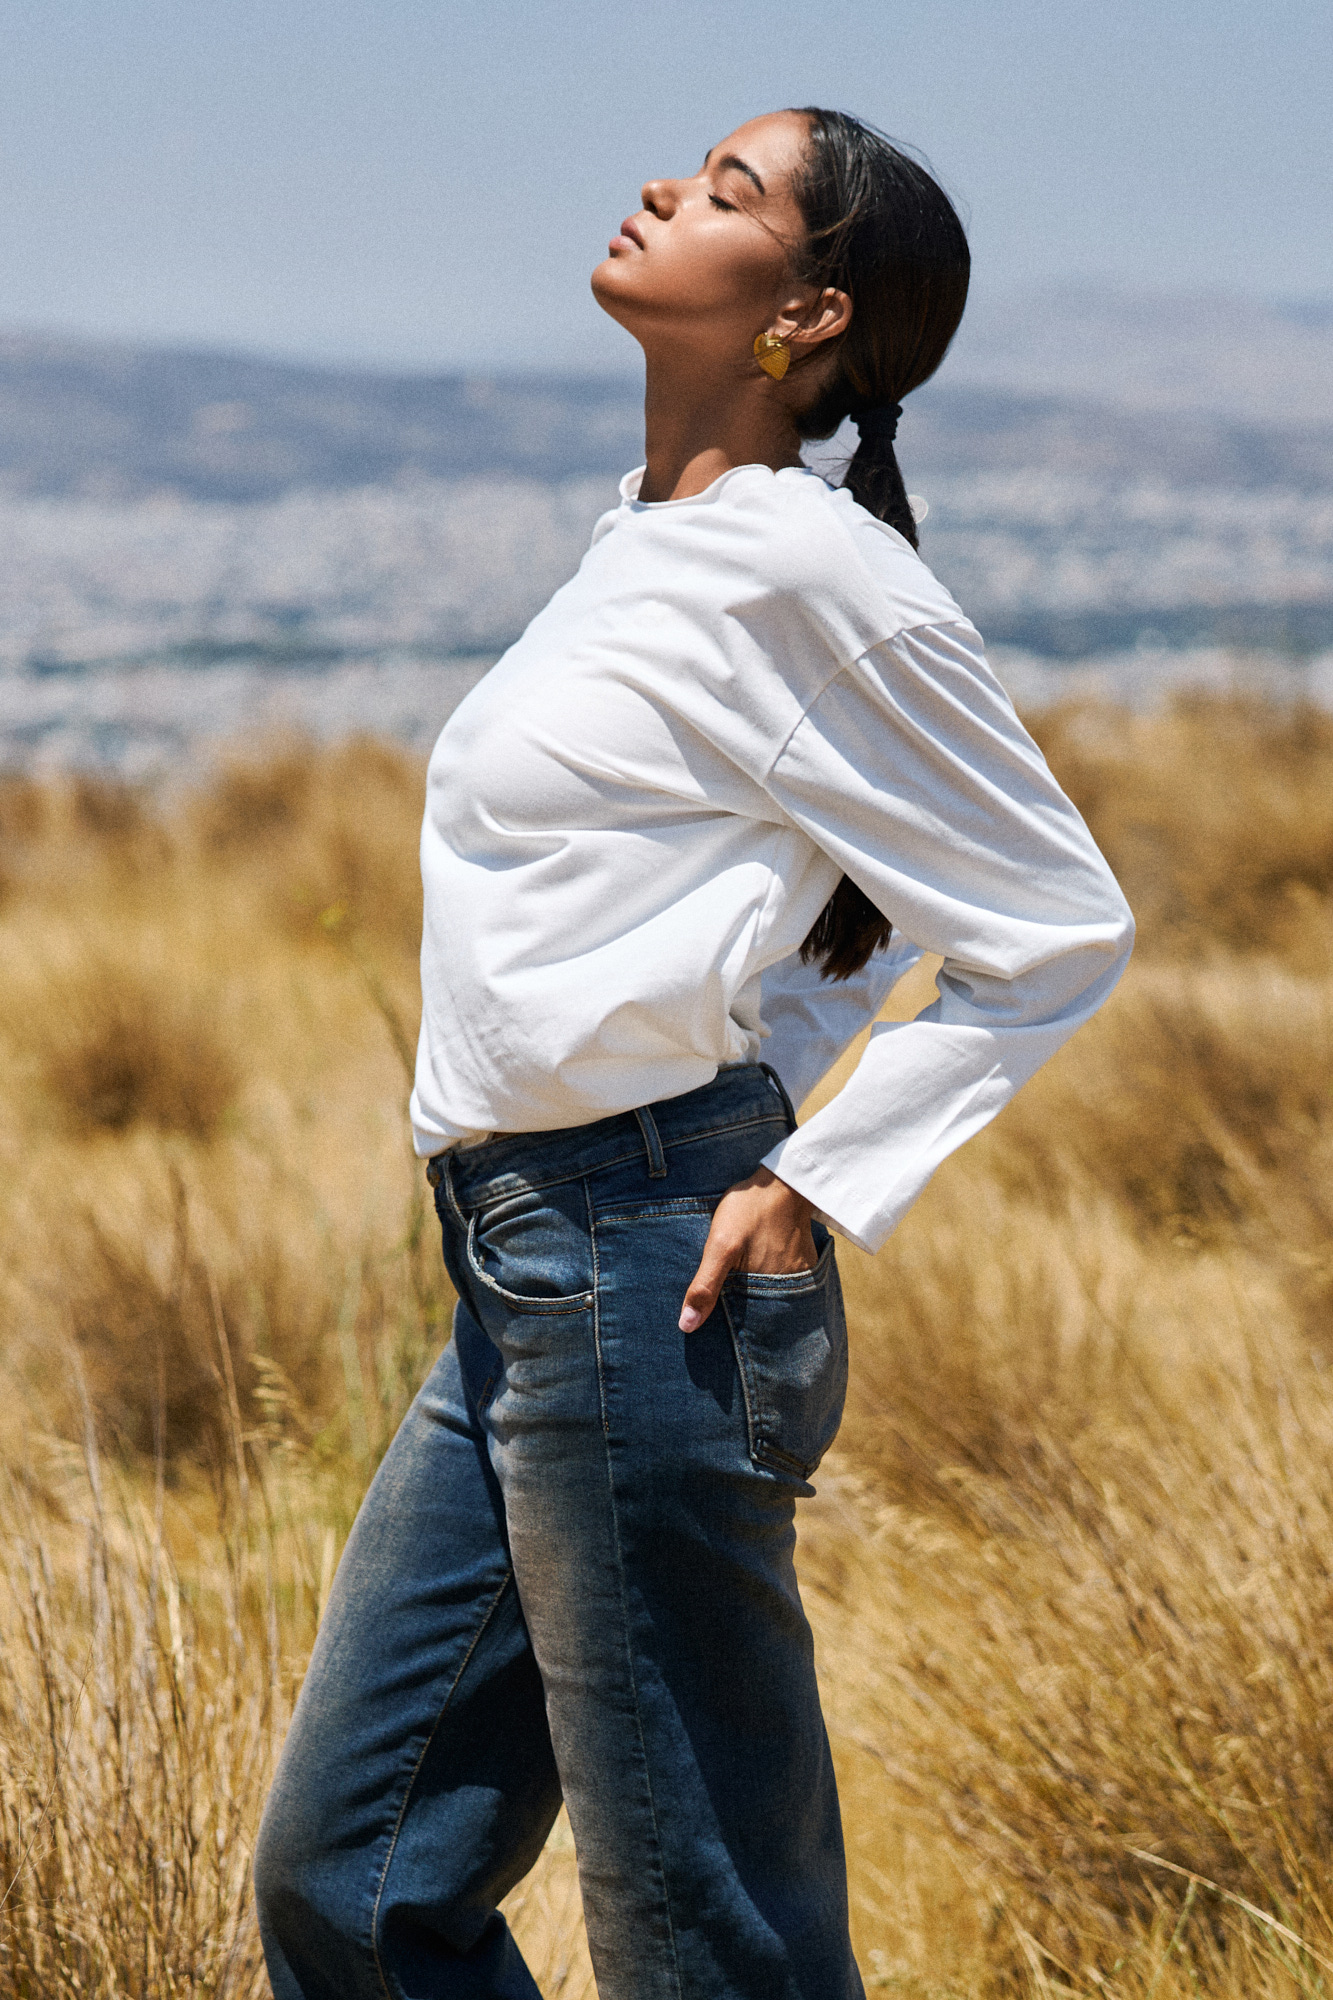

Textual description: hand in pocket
[678,1168,818,1332]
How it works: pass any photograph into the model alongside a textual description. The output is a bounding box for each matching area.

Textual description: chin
[590,259,638,325]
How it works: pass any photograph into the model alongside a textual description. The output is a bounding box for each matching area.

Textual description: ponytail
[844,400,917,549]
[788,107,970,979]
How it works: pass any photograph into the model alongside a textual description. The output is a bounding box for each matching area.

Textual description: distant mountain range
[0,335,642,501]
[3,285,1333,504]
[941,287,1333,428]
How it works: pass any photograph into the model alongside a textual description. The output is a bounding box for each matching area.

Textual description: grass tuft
[28,952,243,1139]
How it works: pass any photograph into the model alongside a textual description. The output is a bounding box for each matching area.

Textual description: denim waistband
[433,1063,796,1214]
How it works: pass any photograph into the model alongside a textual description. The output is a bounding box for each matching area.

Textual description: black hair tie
[854,402,903,445]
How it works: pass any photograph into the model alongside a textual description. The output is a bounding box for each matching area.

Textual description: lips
[617,217,645,249]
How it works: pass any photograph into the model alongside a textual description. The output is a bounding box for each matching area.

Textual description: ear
[774,286,853,356]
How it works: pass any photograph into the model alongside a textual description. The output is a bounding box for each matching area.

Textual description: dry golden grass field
[1,695,1332,1998]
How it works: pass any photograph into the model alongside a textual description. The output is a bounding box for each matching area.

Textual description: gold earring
[753,332,791,381]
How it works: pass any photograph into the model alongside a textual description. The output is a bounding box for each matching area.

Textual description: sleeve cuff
[761,1134,880,1255]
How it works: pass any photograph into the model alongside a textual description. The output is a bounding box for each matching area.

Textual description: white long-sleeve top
[411,462,1133,1252]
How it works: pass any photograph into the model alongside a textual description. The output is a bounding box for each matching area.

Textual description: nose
[640,175,680,219]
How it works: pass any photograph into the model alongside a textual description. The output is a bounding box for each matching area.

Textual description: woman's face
[592,111,816,362]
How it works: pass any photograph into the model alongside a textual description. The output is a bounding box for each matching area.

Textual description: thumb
[679,1229,739,1333]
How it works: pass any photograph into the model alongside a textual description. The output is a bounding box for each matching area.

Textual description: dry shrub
[0,737,446,1993]
[195,735,425,959]
[195,743,318,851]
[0,772,165,907]
[1033,697,1333,965]
[59,1210,330,1464]
[821,1034,1333,1987]
[11,1151,451,1474]
[0,776,48,907]
[22,949,243,1139]
[975,960,1333,1246]
[0,775,47,844]
[0,1429,294,1996]
[833,1169,1259,1518]
[68,771,157,843]
[1,738,424,966]
[827,1224,1333,1985]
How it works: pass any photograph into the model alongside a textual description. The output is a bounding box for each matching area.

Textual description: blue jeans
[254,1064,861,2000]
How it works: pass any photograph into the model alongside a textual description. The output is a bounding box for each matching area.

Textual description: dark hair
[789,107,970,981]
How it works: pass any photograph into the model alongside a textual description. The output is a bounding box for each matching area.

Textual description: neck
[637,350,805,503]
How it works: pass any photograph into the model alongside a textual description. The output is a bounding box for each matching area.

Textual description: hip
[430,1064,847,1485]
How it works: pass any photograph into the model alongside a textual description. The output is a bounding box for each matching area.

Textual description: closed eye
[709,194,736,212]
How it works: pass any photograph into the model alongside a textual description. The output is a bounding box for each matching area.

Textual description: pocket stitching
[593,1197,718,1225]
[721,1246,844,1480]
[722,1237,835,1297]
[722,1293,821,1480]
[719,1291,762,1466]
[752,1437,815,1478]
[464,1211,594,1314]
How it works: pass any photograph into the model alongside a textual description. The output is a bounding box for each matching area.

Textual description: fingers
[679,1224,741,1333]
[678,1171,821,1332]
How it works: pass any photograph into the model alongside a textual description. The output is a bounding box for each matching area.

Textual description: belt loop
[436,1148,468,1228]
[759,1061,798,1133]
[633,1104,668,1179]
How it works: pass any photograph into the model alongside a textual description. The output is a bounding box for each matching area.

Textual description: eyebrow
[703,147,766,196]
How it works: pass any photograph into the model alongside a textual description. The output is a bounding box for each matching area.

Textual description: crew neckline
[620,462,823,510]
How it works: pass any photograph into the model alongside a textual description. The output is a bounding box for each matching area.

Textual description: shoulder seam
[761,618,982,786]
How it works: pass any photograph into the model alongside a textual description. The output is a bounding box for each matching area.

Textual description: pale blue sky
[3,0,1330,371]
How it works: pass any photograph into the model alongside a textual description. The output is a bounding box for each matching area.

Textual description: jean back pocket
[721,1231,848,1479]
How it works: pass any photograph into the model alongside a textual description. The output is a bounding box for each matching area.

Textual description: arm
[757,933,925,1111]
[679,619,1132,1326]
[677,942,918,1333]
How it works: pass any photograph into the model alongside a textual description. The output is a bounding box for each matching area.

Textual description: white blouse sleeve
[758,936,925,1112]
[758,620,1134,1252]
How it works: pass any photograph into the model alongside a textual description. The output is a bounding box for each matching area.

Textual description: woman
[255,108,1133,2000]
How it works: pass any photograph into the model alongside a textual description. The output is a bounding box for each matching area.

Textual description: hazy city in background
[6,0,1330,776]
[4,282,1332,772]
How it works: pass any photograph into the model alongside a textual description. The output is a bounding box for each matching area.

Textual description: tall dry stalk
[0,1386,284,1994]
